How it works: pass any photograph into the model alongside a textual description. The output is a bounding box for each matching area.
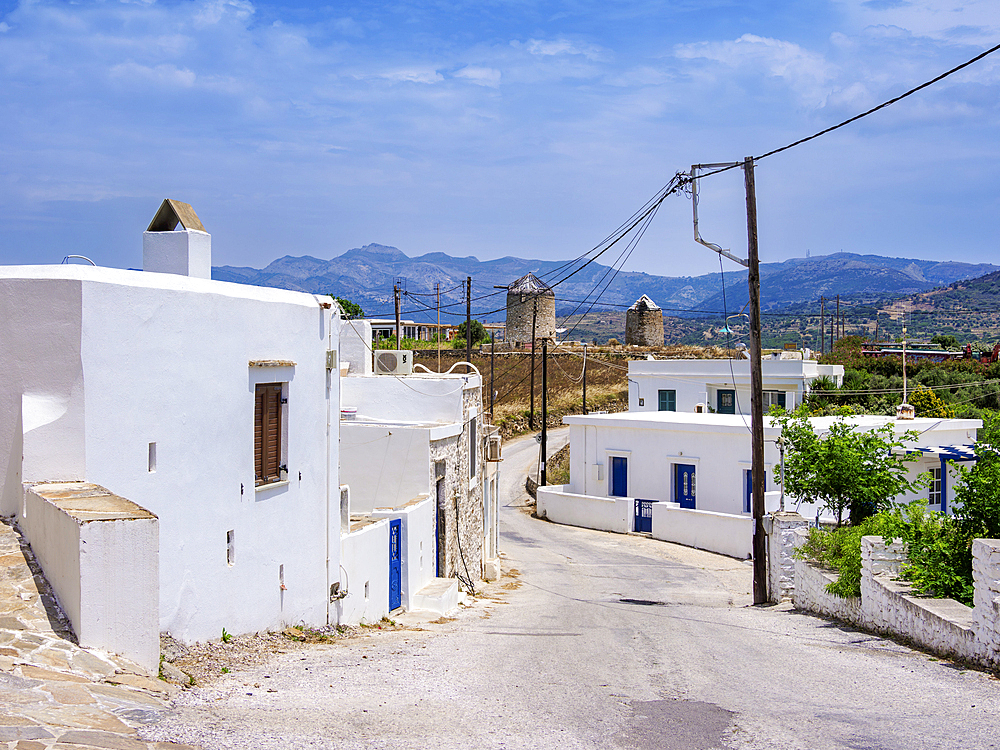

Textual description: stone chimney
[142,199,211,279]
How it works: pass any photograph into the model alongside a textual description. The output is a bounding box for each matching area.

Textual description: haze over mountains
[213,244,999,323]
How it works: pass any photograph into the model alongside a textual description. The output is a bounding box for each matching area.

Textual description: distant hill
[212,245,999,324]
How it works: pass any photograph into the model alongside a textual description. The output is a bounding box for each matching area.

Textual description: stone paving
[0,517,198,750]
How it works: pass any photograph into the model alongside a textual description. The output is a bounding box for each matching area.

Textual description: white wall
[0,266,341,643]
[340,424,431,513]
[627,358,844,414]
[341,373,480,424]
[372,496,435,611]
[337,519,389,625]
[536,484,631,533]
[21,483,159,670]
[340,320,373,375]
[0,278,88,515]
[651,503,753,559]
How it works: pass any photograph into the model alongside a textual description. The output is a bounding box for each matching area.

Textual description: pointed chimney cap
[146,199,206,233]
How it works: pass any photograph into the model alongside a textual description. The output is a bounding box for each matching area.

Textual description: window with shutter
[255,383,283,486]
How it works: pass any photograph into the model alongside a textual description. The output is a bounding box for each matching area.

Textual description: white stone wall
[789,531,996,668]
[766,513,809,602]
[972,539,1000,669]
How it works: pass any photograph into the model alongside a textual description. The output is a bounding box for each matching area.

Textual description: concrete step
[411,578,459,616]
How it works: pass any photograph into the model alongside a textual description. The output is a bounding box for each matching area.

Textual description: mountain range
[212,244,999,323]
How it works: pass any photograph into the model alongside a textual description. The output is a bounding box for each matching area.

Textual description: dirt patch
[160,620,403,686]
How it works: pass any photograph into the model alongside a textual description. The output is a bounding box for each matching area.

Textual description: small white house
[336,328,500,624]
[537,411,980,558]
[0,200,343,649]
[628,357,844,415]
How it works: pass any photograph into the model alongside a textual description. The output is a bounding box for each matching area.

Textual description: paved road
[147,430,999,750]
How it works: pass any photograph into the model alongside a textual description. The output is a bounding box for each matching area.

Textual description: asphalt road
[147,429,999,750]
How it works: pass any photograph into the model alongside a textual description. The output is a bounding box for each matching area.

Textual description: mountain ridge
[212,244,999,323]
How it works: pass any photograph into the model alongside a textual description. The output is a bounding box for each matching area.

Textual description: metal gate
[389,519,401,611]
[634,499,654,533]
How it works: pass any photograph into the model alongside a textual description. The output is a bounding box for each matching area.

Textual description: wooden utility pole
[529,299,537,430]
[436,282,441,372]
[836,294,840,345]
[394,281,402,348]
[743,156,768,606]
[465,276,472,370]
[582,343,588,414]
[820,296,825,355]
[541,338,548,486]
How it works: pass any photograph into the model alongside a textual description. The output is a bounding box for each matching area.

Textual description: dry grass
[415,345,734,438]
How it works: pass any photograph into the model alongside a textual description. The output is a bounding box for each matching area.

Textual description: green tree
[909,386,955,418]
[329,296,364,319]
[931,334,960,350]
[774,408,924,525]
[455,319,489,345]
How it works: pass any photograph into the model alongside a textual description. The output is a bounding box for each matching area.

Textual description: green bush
[797,513,906,598]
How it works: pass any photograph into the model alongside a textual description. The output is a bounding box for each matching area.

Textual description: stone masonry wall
[428,384,485,586]
[624,308,663,346]
[506,293,556,344]
[786,528,996,668]
[973,539,1000,669]
[767,513,809,602]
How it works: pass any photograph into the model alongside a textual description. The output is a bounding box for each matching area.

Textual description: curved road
[148,430,999,750]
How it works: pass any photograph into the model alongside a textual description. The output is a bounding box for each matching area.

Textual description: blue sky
[0,0,997,277]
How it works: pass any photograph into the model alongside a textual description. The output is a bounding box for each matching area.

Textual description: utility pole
[836,295,840,344]
[582,343,588,414]
[689,158,766,603]
[829,314,834,354]
[529,299,537,430]
[874,313,879,344]
[490,331,495,420]
[394,281,402,349]
[465,276,472,370]
[436,282,441,373]
[820,296,825,356]
[743,156,768,606]
[541,338,548,486]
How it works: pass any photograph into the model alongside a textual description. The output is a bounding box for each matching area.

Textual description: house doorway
[634,499,655,533]
[610,456,628,497]
[435,476,446,578]
[717,389,736,414]
[675,464,696,509]
[389,519,401,611]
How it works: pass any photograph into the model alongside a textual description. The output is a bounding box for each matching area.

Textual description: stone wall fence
[769,518,1000,671]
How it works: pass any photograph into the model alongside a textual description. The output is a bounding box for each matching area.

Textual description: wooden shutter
[255,383,282,486]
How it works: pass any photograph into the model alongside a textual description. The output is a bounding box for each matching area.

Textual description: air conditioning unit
[486,433,502,462]
[694,403,706,413]
[375,350,413,375]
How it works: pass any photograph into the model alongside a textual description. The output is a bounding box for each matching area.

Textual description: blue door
[389,519,401,611]
[744,468,767,513]
[717,389,736,414]
[675,464,696,509]
[634,499,655,533]
[610,456,628,497]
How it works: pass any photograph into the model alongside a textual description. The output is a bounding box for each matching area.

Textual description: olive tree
[773,409,925,526]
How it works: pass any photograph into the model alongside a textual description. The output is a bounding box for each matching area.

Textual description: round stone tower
[625,294,663,346]
[505,273,556,344]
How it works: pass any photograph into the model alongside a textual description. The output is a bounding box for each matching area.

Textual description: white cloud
[194,0,255,28]
[0,23,9,33]
[675,34,834,107]
[109,62,197,88]
[835,0,1000,45]
[377,68,444,84]
[517,38,606,61]
[453,66,501,87]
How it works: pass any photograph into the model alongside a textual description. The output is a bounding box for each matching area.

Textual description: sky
[0,0,998,278]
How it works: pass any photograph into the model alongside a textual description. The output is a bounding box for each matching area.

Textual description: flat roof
[564,410,980,435]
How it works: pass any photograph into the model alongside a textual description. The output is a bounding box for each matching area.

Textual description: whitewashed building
[537,411,980,558]
[628,357,844,415]
[0,200,343,656]
[337,324,500,624]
